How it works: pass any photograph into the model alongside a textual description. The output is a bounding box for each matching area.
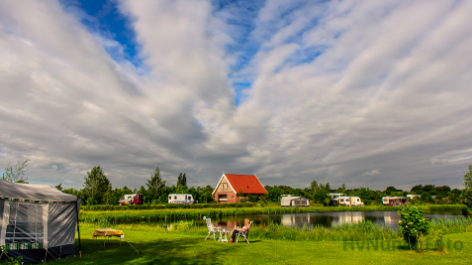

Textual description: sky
[1,0,472,191]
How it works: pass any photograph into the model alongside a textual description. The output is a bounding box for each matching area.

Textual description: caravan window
[174,196,177,200]
[346,199,349,202]
[168,196,171,200]
[357,199,360,202]
[340,199,344,202]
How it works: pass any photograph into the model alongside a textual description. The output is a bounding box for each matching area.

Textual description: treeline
[263,183,463,206]
[56,164,468,206]
[57,166,214,205]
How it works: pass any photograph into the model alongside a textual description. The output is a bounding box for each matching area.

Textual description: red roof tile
[225,174,267,194]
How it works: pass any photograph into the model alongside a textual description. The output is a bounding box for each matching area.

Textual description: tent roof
[0,179,78,202]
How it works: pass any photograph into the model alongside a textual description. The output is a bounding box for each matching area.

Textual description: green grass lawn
[50,224,472,265]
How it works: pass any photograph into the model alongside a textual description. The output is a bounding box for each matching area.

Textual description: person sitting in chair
[228,219,250,243]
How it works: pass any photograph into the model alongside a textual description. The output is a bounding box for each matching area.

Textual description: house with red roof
[212,173,267,203]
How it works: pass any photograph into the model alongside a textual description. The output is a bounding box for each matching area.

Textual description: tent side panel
[0,200,4,244]
[48,203,77,248]
[0,201,9,246]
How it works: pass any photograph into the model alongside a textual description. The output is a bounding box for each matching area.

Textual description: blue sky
[1,0,471,189]
[59,0,329,106]
[60,0,269,106]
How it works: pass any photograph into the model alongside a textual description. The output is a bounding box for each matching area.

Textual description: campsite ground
[50,224,472,265]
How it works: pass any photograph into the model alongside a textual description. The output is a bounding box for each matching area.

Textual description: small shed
[0,180,81,263]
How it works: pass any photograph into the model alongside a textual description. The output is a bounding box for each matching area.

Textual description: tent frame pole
[75,199,82,258]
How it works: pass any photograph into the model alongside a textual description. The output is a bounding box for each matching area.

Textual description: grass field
[79,205,466,223]
[50,223,472,265]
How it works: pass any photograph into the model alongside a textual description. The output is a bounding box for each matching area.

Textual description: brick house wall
[214,179,239,203]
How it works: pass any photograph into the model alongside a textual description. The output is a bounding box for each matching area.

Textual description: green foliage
[397,206,431,247]
[433,229,445,251]
[83,165,111,205]
[177,173,182,187]
[313,190,329,204]
[146,167,166,202]
[421,192,434,203]
[1,159,30,183]
[461,164,472,209]
[310,180,318,193]
[182,173,187,187]
[0,246,23,265]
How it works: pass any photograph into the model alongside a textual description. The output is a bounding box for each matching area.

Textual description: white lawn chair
[203,216,221,240]
[235,221,253,244]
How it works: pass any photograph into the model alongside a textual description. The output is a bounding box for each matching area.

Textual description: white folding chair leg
[205,232,211,240]
[235,233,240,243]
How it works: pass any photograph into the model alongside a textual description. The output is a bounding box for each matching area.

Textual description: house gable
[212,174,236,195]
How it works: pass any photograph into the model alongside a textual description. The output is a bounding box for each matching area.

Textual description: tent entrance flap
[4,202,45,249]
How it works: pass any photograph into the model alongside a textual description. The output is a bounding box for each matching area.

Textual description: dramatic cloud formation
[1,0,471,190]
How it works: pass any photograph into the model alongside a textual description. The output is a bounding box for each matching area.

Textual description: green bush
[397,206,431,248]
[0,246,23,265]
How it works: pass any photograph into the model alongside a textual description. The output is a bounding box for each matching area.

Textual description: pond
[157,211,464,230]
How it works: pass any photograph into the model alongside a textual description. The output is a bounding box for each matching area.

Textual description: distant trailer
[168,193,194,204]
[281,195,310,207]
[382,196,407,206]
[335,196,364,207]
[119,194,144,205]
[406,194,421,200]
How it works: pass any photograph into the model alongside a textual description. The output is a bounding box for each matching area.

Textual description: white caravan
[281,195,310,207]
[168,193,194,204]
[335,196,364,207]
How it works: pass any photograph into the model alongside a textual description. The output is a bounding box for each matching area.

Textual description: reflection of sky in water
[209,211,463,230]
[155,211,463,231]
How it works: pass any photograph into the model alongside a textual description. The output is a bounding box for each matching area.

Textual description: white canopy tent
[0,179,81,263]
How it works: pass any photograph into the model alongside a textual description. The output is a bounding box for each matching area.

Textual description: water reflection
[209,211,462,230]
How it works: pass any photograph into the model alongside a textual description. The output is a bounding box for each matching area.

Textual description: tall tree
[461,164,472,208]
[146,167,166,202]
[2,159,30,183]
[83,165,111,205]
[182,173,187,187]
[177,173,183,186]
[310,180,318,193]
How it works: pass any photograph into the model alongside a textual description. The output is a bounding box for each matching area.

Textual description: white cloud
[0,0,471,190]
[364,170,381,176]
